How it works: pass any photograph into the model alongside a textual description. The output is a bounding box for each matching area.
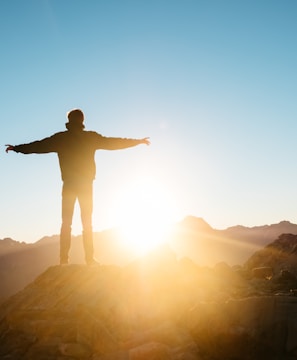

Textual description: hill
[1,247,297,359]
[245,233,297,281]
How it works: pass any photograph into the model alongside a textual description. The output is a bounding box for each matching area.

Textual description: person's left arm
[94,133,150,150]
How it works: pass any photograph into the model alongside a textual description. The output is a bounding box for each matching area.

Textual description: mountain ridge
[1,216,297,300]
[2,217,297,247]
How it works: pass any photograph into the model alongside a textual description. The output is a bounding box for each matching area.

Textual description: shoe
[86,258,100,266]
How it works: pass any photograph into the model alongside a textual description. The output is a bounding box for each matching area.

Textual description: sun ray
[111,176,178,255]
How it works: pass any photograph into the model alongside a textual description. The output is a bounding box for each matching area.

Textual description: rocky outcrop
[245,233,297,291]
[187,296,297,360]
[1,247,297,359]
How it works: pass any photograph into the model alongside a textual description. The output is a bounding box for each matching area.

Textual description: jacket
[14,130,142,182]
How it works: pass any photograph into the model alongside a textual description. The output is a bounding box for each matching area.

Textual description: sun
[111,176,178,255]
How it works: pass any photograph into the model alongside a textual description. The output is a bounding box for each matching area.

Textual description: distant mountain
[223,220,297,244]
[169,217,297,266]
[1,216,297,300]
[0,237,29,255]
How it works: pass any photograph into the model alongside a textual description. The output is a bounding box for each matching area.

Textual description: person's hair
[67,109,84,122]
[66,109,85,130]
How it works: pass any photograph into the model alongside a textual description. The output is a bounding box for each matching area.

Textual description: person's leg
[60,182,76,264]
[78,181,95,264]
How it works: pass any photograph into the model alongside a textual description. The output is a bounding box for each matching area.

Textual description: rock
[76,305,119,354]
[170,342,202,360]
[278,269,296,282]
[0,328,36,359]
[129,342,171,360]
[59,342,92,358]
[121,322,193,349]
[186,296,297,359]
[252,266,273,279]
[2,250,297,360]
[245,233,297,278]
[92,351,128,360]
[23,341,60,360]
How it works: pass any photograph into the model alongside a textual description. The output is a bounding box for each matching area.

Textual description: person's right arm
[5,135,59,154]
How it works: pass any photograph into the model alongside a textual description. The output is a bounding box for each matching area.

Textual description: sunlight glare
[113,176,178,255]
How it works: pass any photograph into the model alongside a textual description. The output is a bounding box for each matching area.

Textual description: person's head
[65,109,85,130]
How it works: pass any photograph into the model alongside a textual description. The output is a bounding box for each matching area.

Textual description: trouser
[60,180,94,263]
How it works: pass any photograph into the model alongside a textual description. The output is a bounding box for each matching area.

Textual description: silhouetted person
[6,109,150,265]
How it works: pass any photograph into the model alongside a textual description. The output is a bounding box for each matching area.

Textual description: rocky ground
[1,238,297,360]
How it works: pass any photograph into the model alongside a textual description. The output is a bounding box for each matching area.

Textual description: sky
[1,0,297,244]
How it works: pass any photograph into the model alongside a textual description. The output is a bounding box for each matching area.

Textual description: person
[6,109,150,265]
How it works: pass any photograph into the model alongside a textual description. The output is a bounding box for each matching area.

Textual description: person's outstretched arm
[95,135,150,150]
[5,135,58,154]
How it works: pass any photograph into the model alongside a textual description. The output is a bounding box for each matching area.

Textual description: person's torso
[55,131,98,181]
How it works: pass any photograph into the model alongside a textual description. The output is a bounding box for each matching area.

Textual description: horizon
[2,214,297,271]
[1,1,297,245]
[2,215,297,245]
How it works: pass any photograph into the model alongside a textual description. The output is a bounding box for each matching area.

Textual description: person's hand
[5,144,15,153]
[140,137,150,146]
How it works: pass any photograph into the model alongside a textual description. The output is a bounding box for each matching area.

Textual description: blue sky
[1,0,297,243]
